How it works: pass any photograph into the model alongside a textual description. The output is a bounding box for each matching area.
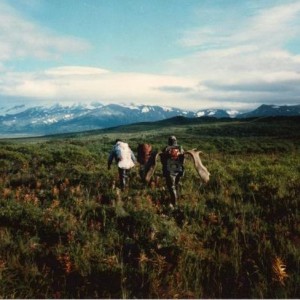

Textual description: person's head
[115,139,122,144]
[168,135,177,146]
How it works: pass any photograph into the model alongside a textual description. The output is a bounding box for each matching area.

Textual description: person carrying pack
[137,143,152,182]
[160,135,184,208]
[108,139,137,190]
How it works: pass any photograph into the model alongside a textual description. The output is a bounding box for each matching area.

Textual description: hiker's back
[162,145,184,175]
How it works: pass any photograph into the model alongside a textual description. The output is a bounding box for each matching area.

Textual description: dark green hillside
[0,116,299,298]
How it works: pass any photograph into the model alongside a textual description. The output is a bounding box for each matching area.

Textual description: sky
[1,0,300,111]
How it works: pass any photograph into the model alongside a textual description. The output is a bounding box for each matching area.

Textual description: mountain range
[0,102,299,137]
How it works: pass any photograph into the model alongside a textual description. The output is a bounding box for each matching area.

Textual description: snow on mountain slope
[0,102,299,137]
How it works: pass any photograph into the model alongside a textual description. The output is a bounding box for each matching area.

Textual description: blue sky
[1,0,300,111]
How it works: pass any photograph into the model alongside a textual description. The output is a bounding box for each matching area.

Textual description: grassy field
[0,116,299,298]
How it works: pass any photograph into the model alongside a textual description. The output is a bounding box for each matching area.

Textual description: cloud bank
[168,1,300,108]
[0,1,300,111]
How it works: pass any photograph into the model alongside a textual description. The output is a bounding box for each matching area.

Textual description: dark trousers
[165,173,181,205]
[118,168,130,190]
[139,165,146,183]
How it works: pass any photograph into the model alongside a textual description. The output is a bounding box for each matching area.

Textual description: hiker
[137,143,152,182]
[160,136,184,208]
[107,139,137,190]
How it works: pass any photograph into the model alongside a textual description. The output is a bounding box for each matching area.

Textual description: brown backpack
[137,143,152,164]
[168,147,180,160]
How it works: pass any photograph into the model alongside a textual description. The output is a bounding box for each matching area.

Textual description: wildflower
[51,199,60,208]
[58,254,72,274]
[15,187,22,200]
[29,242,39,251]
[0,259,6,270]
[59,183,66,191]
[139,251,150,264]
[33,196,39,206]
[207,212,218,224]
[75,198,83,206]
[75,185,82,195]
[104,255,118,267]
[2,188,11,198]
[89,220,101,231]
[67,231,75,243]
[52,186,60,197]
[111,180,116,189]
[272,256,288,286]
[36,180,42,189]
[249,182,259,191]
[150,180,156,190]
[65,258,72,273]
[24,193,31,203]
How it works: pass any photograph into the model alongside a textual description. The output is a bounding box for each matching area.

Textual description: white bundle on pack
[116,141,135,169]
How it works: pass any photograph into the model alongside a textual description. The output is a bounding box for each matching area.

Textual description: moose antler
[144,151,162,183]
[144,149,211,184]
[184,149,210,183]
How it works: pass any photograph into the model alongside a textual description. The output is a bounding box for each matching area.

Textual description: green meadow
[0,116,299,298]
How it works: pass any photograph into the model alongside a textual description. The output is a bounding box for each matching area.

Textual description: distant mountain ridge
[238,104,300,118]
[0,103,299,137]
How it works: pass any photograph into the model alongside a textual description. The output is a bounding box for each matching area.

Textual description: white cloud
[0,66,199,108]
[44,66,110,77]
[180,2,300,50]
[0,1,90,62]
[245,2,300,44]
[167,2,300,108]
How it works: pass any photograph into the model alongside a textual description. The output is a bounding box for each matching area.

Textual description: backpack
[115,142,135,169]
[164,146,184,174]
[137,143,152,164]
[168,147,180,160]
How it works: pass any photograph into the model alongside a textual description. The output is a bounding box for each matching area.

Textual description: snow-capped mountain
[0,102,197,136]
[0,103,299,137]
[237,104,300,118]
[196,109,239,118]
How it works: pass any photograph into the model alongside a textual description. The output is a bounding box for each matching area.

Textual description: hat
[168,135,177,145]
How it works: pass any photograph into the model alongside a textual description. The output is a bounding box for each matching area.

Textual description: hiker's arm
[131,151,137,164]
